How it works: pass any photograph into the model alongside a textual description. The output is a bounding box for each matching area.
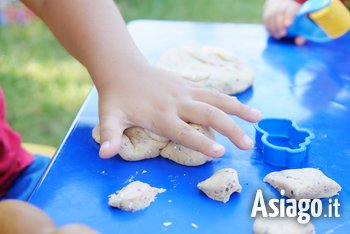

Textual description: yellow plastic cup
[309,0,350,38]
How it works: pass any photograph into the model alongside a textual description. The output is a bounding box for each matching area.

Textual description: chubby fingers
[156,117,225,158]
[273,8,289,38]
[180,101,255,150]
[264,7,286,38]
[284,4,299,28]
[191,88,262,122]
[264,3,299,39]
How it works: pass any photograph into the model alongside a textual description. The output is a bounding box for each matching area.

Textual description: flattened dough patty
[264,168,341,200]
[253,215,315,234]
[156,46,255,95]
[108,181,165,212]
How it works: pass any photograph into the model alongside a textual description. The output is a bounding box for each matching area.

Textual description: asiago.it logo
[251,189,340,224]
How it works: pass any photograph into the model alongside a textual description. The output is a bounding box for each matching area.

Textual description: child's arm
[21,0,261,159]
[263,0,306,45]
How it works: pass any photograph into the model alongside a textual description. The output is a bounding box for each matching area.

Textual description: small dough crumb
[197,168,242,203]
[253,215,315,234]
[264,168,341,200]
[163,222,172,227]
[191,223,199,229]
[108,181,165,212]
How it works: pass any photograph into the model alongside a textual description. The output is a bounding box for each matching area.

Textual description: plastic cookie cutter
[254,118,315,168]
[287,0,350,42]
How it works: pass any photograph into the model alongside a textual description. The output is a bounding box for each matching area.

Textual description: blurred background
[0,0,263,148]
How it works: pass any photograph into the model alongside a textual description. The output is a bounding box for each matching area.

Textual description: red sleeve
[342,0,350,6]
[0,87,34,196]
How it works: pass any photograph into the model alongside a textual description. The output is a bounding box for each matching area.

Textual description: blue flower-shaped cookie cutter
[254,118,315,168]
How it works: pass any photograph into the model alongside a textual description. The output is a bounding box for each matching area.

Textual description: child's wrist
[88,55,150,91]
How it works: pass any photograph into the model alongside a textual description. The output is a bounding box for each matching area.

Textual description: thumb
[98,116,125,159]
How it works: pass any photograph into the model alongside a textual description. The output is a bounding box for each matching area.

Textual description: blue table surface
[29,20,350,234]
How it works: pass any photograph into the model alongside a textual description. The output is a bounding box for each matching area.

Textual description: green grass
[117,0,263,23]
[1,0,263,147]
[0,22,92,146]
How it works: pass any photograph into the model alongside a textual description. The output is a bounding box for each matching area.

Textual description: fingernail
[100,141,110,154]
[250,108,262,119]
[212,143,225,153]
[243,135,253,148]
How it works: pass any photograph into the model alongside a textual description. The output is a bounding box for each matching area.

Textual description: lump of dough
[197,168,242,203]
[92,124,215,166]
[108,181,166,212]
[92,125,169,161]
[253,215,315,234]
[156,46,255,95]
[264,168,341,200]
[160,124,214,166]
[119,127,169,161]
[92,125,101,143]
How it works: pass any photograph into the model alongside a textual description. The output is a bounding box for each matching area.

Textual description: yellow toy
[288,0,350,42]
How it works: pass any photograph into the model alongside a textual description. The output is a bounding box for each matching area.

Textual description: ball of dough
[253,215,315,234]
[156,46,255,95]
[108,181,166,212]
[160,124,214,166]
[197,168,242,203]
[264,168,341,200]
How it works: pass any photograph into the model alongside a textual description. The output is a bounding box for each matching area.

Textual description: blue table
[29,20,350,234]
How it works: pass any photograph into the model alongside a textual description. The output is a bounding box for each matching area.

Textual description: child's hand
[96,62,262,159]
[22,0,261,159]
[263,0,307,45]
